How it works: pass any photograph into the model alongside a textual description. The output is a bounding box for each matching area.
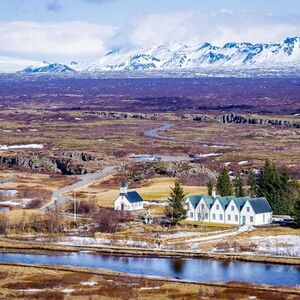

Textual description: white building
[186,194,272,226]
[114,181,144,211]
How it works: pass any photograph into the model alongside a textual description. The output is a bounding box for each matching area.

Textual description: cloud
[0,21,117,61]
[127,10,300,47]
[0,10,299,62]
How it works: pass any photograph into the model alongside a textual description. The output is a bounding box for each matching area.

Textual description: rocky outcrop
[217,113,300,128]
[0,151,100,175]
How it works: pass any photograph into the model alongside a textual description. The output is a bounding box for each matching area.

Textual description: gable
[211,198,225,211]
[187,195,202,209]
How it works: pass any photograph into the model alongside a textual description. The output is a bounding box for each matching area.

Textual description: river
[0,252,299,286]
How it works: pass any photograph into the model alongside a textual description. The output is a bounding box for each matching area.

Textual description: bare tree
[0,212,9,234]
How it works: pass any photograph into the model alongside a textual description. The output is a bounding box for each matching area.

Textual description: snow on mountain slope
[20,61,75,74]
[79,36,300,71]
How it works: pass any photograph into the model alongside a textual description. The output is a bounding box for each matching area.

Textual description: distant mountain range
[5,36,300,74]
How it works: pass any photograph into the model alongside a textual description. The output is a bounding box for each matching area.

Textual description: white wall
[255,212,272,225]
[240,200,256,225]
[209,198,225,224]
[195,199,209,222]
[114,195,143,211]
[186,199,196,221]
[224,200,240,225]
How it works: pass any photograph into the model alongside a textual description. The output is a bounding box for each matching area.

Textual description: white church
[114,181,144,211]
[186,192,273,226]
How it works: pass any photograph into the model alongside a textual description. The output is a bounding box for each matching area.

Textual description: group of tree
[207,160,300,222]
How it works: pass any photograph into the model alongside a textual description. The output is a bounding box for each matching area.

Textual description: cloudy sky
[0,0,300,63]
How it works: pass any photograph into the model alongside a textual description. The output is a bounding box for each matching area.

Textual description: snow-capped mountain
[79,36,300,71]
[20,61,75,74]
[7,36,300,74]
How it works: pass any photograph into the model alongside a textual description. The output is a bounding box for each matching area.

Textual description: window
[250,216,254,223]
[219,214,223,220]
[198,213,201,220]
[247,207,250,212]
[235,215,238,222]
[216,204,219,210]
[205,213,208,219]
[231,205,234,211]
[228,214,231,221]
[190,212,193,218]
[201,203,205,210]
[212,214,216,220]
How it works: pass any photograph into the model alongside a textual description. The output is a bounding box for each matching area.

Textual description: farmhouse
[186,193,272,226]
[114,181,144,211]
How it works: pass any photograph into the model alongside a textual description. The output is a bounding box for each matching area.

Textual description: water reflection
[170,259,186,274]
[0,252,298,286]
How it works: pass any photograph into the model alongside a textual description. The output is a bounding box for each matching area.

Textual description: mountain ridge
[13,36,300,74]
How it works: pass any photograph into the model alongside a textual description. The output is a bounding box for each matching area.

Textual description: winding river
[0,252,299,286]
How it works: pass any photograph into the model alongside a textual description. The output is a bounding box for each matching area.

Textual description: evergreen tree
[216,168,233,196]
[165,181,188,225]
[257,160,289,214]
[207,180,214,196]
[294,200,300,228]
[247,170,257,197]
[234,172,245,197]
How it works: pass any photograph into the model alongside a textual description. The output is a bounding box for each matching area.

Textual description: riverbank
[0,237,299,265]
[0,262,299,300]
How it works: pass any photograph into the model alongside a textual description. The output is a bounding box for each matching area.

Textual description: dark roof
[125,191,143,203]
[249,197,272,214]
[232,197,251,211]
[187,195,202,209]
[217,196,234,210]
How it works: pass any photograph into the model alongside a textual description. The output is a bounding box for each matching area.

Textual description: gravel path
[42,165,117,211]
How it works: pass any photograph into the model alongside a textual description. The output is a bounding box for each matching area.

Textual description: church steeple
[120,180,128,195]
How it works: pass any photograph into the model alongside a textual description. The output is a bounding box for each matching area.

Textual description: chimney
[212,190,216,198]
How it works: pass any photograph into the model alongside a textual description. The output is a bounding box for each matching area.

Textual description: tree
[234,172,245,197]
[294,200,300,228]
[216,168,233,196]
[165,181,188,225]
[207,180,214,196]
[257,160,290,214]
[247,170,257,197]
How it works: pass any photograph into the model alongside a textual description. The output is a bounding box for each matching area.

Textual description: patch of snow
[249,235,300,257]
[238,225,255,232]
[81,281,98,286]
[238,161,249,165]
[62,288,74,293]
[140,286,161,290]
[17,289,43,292]
[160,231,202,239]
[0,144,44,150]
[198,153,222,158]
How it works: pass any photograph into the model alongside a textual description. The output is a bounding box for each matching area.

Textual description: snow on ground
[0,198,33,208]
[238,160,249,165]
[62,288,75,293]
[249,235,300,257]
[81,281,98,286]
[53,236,151,248]
[144,201,168,206]
[160,231,202,239]
[0,144,44,150]
[198,153,222,158]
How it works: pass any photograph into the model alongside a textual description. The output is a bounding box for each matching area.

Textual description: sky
[0,0,300,63]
